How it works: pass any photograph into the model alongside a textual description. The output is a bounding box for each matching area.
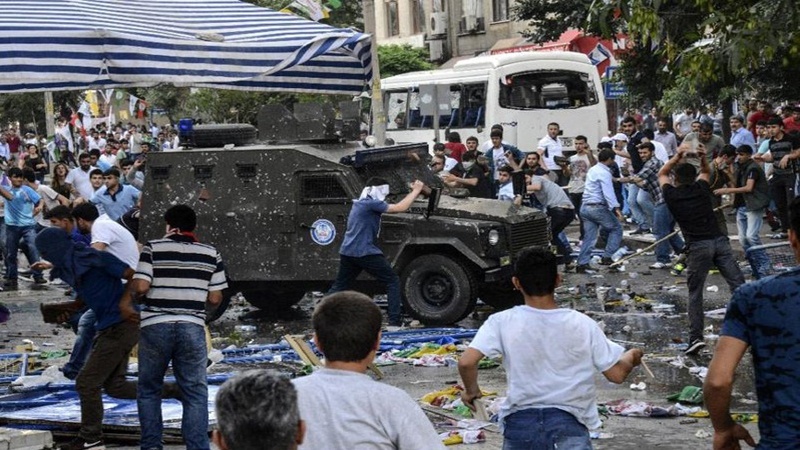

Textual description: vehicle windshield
[498,70,598,109]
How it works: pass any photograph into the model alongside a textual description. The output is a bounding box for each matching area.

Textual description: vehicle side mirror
[425,187,441,219]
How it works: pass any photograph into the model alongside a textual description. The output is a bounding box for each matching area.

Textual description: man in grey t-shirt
[293,292,445,450]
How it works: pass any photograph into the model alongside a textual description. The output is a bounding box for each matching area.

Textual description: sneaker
[33,277,48,285]
[3,279,18,289]
[684,339,706,356]
[650,261,672,269]
[770,232,788,240]
[670,263,686,276]
[59,437,105,450]
[630,228,651,235]
[575,264,594,274]
[598,257,614,266]
[564,261,577,272]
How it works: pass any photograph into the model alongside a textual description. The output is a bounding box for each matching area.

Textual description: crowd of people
[1,99,797,449]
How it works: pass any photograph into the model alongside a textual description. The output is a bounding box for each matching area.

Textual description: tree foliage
[378,44,433,78]
[0,91,82,135]
[512,0,800,107]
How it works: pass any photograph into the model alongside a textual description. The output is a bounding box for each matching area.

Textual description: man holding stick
[659,144,745,355]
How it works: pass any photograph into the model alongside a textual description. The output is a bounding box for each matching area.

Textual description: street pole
[363,0,386,145]
[44,92,55,138]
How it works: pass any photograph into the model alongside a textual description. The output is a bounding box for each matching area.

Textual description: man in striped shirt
[122,204,227,450]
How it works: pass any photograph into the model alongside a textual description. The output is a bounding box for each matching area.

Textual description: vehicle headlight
[488,229,500,246]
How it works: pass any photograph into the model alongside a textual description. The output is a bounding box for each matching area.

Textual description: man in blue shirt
[576,149,624,272]
[729,115,756,151]
[90,168,140,221]
[327,177,425,327]
[0,167,45,287]
[704,196,800,448]
[33,227,137,450]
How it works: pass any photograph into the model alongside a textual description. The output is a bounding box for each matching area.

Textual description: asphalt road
[0,215,775,449]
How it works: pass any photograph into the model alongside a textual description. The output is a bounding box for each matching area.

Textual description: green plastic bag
[666,386,703,404]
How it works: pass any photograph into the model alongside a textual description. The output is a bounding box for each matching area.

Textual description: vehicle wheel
[192,124,257,148]
[479,283,523,311]
[401,254,477,325]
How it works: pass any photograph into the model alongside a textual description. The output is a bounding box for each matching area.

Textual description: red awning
[490,29,582,54]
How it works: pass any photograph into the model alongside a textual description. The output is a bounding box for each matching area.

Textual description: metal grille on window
[302,176,348,201]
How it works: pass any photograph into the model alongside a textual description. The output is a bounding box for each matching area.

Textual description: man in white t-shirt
[459,247,643,448]
[72,203,139,269]
[22,168,69,229]
[537,122,564,184]
[66,153,98,200]
[293,291,445,450]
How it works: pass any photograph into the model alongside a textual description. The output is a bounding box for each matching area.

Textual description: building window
[411,0,425,34]
[387,1,400,37]
[492,0,509,22]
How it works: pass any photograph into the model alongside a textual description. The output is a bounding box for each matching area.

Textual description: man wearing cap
[327,178,426,328]
[729,115,756,151]
[714,145,771,278]
[757,117,800,239]
[612,123,650,234]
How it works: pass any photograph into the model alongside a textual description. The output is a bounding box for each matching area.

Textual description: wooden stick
[640,358,656,379]
[610,203,730,268]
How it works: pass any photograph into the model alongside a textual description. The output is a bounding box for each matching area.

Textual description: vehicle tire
[401,254,477,325]
[479,283,523,311]
[192,124,257,148]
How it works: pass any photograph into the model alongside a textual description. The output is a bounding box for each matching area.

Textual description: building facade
[372,0,528,62]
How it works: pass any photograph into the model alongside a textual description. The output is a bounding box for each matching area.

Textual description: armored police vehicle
[139,104,550,325]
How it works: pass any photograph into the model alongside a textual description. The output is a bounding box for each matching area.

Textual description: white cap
[600,136,614,143]
[612,133,629,142]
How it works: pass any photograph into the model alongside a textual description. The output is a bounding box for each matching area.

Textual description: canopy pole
[363,0,386,145]
[44,92,55,138]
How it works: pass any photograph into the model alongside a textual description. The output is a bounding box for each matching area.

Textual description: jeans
[502,408,591,450]
[569,192,585,240]
[62,309,97,380]
[637,187,655,230]
[769,173,794,233]
[328,254,402,325]
[685,237,745,342]
[138,322,208,450]
[627,184,650,230]
[75,320,139,442]
[547,207,575,263]
[578,205,622,266]
[736,207,770,278]
[653,203,684,264]
[5,224,42,280]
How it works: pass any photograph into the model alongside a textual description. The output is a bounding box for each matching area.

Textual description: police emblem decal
[310,219,336,245]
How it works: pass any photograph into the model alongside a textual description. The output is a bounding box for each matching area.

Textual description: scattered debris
[667,386,703,404]
[680,418,698,425]
[694,429,711,438]
[630,382,647,391]
[706,285,719,292]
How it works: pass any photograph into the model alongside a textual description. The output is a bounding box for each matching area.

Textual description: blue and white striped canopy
[0,0,372,94]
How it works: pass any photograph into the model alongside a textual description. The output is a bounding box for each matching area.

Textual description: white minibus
[381,51,608,152]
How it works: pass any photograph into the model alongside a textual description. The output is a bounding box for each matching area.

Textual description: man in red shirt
[5,128,21,162]
[783,106,800,133]
[747,101,773,138]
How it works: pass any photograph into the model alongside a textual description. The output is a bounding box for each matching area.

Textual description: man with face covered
[327,178,426,328]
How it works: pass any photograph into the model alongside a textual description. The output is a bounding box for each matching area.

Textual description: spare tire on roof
[191,123,258,148]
